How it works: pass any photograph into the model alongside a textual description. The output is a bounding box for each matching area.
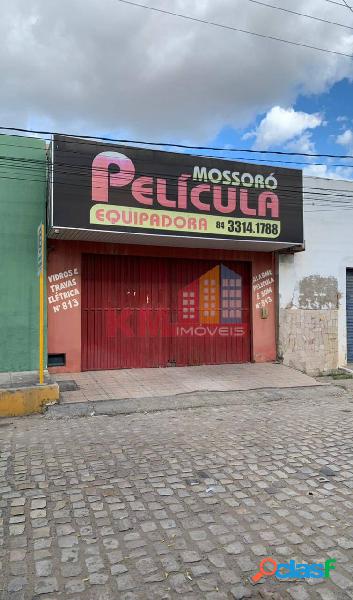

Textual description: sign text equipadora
[91,205,281,239]
[51,136,303,245]
[252,558,336,583]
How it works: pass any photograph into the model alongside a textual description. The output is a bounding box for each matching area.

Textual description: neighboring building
[46,135,303,373]
[279,176,353,375]
[0,135,47,373]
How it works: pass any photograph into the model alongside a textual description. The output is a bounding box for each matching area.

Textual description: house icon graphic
[178,264,243,325]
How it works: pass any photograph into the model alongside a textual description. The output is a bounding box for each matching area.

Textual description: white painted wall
[279,176,353,366]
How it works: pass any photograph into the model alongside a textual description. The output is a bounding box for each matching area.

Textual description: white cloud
[336,129,353,149]
[304,163,353,181]
[245,106,322,150]
[284,131,316,154]
[0,0,352,140]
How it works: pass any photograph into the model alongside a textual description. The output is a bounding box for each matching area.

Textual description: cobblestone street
[1,384,353,599]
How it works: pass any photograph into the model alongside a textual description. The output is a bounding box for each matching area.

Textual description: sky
[1,0,353,179]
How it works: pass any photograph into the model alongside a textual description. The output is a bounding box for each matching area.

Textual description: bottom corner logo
[252,557,336,583]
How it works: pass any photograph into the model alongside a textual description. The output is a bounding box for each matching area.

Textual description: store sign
[51,135,303,245]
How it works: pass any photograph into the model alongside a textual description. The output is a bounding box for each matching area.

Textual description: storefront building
[47,136,303,372]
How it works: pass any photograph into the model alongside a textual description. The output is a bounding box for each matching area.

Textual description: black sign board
[51,135,303,245]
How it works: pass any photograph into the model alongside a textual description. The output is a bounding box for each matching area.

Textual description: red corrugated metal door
[82,254,251,370]
[170,259,251,366]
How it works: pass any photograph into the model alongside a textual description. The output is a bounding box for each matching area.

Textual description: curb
[46,384,345,419]
[0,383,60,417]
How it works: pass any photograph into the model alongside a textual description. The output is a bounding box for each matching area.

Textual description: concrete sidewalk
[47,385,339,419]
[54,363,322,405]
[0,370,52,389]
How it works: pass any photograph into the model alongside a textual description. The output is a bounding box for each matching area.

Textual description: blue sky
[206,78,353,179]
[2,0,353,180]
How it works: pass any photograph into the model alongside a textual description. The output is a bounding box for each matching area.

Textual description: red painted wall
[47,239,276,372]
[47,242,82,372]
[251,253,276,362]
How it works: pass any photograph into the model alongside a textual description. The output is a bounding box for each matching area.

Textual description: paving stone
[57,523,75,536]
[230,584,252,599]
[288,586,311,600]
[160,554,180,572]
[31,498,46,509]
[111,563,128,575]
[10,549,26,561]
[158,488,174,496]
[116,573,136,591]
[58,534,78,548]
[65,579,85,593]
[35,559,52,576]
[90,572,109,585]
[169,573,193,593]
[61,547,79,562]
[34,577,59,595]
[180,550,201,563]
[9,524,25,536]
[190,563,210,576]
[330,570,353,590]
[61,562,82,577]
[225,542,244,555]
[3,385,353,600]
[7,577,27,592]
[219,569,241,584]
[136,556,157,574]
[208,552,227,568]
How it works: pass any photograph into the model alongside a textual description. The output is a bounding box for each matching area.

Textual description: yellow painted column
[38,223,45,385]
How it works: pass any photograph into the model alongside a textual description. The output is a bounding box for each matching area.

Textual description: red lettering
[240,189,256,216]
[106,309,134,338]
[258,191,279,218]
[138,309,172,337]
[96,208,105,222]
[139,212,149,225]
[157,179,176,208]
[92,151,135,202]
[191,184,211,211]
[106,209,120,224]
[213,186,236,214]
[162,215,172,228]
[132,176,153,205]
[177,174,191,210]
[174,216,186,229]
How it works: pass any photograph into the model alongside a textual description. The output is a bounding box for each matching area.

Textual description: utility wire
[0,153,352,195]
[321,0,353,7]
[3,136,351,169]
[1,170,351,209]
[2,127,353,161]
[342,0,353,14]
[1,132,353,203]
[0,155,352,208]
[245,0,353,30]
[114,0,353,58]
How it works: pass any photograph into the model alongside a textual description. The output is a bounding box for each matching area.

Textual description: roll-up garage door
[81,254,251,370]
